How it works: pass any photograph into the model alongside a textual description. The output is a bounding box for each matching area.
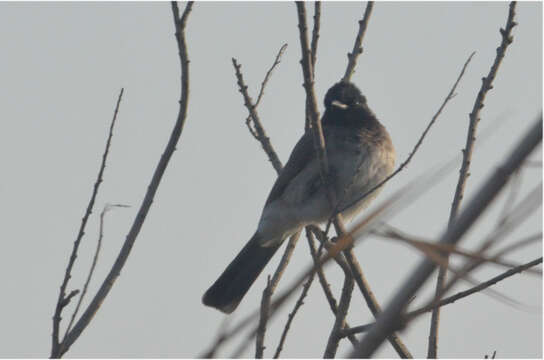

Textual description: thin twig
[339,256,542,338]
[351,115,541,358]
[438,182,542,298]
[256,232,301,358]
[342,1,374,82]
[230,44,296,358]
[63,204,130,339]
[50,87,124,358]
[337,52,475,217]
[324,274,355,358]
[273,247,316,358]
[233,58,283,174]
[374,225,541,275]
[429,3,517,357]
[409,257,542,319]
[54,3,193,357]
[254,44,288,109]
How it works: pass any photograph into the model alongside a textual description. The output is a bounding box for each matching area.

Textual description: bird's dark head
[324,81,367,110]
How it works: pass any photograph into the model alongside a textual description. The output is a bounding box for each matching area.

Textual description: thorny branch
[51,3,194,357]
[428,3,518,357]
[51,87,124,358]
[63,204,130,339]
[351,115,542,358]
[336,52,475,217]
[342,1,374,82]
[297,2,415,357]
[233,57,284,174]
[339,256,543,338]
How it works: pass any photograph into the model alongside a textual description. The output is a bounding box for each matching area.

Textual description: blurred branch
[429,3,517,356]
[339,256,542,338]
[53,3,194,357]
[337,51,475,216]
[352,114,542,358]
[342,1,374,82]
[438,182,542,298]
[374,225,541,275]
[50,87,124,358]
[409,257,542,319]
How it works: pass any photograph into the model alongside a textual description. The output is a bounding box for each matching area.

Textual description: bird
[203,81,395,314]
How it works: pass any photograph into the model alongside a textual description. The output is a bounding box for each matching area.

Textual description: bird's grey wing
[264,132,316,206]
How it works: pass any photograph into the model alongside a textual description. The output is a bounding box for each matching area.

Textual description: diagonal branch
[429,4,518,355]
[233,57,284,174]
[337,51,475,217]
[63,204,130,340]
[352,114,542,358]
[342,1,374,83]
[339,256,542,339]
[51,87,124,358]
[52,3,194,357]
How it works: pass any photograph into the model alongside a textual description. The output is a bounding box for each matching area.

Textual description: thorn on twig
[60,289,80,308]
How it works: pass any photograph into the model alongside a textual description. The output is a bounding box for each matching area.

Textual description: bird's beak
[331,100,348,109]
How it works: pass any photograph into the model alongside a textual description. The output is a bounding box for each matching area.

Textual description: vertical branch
[428,3,517,357]
[305,1,321,132]
[255,232,301,358]
[52,3,194,357]
[297,2,413,357]
[51,87,124,358]
[310,2,321,72]
[324,275,355,358]
[342,2,374,83]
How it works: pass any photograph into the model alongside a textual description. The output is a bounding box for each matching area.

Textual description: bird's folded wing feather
[264,132,316,206]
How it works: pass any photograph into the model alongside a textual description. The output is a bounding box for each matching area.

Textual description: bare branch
[342,2,374,82]
[233,57,283,174]
[254,44,288,109]
[337,51,475,216]
[340,256,542,338]
[324,275,355,358]
[352,114,542,358]
[51,87,124,358]
[256,231,301,358]
[63,204,130,339]
[273,237,317,358]
[54,3,194,356]
[310,2,321,73]
[409,257,542,319]
[438,182,542,298]
[430,3,518,355]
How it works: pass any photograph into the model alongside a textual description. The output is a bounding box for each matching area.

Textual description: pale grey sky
[0,1,541,358]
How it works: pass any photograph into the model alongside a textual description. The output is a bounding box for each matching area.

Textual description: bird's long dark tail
[202,233,281,314]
